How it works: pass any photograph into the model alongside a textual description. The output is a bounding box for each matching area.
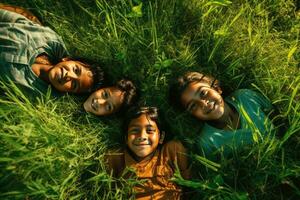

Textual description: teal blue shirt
[0,9,68,95]
[195,89,275,158]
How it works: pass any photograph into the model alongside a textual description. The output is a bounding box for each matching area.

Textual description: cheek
[193,109,205,119]
[95,106,108,116]
[127,135,135,143]
[61,82,72,91]
[149,134,160,144]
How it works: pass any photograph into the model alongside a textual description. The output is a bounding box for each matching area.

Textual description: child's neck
[208,103,240,130]
[129,148,157,163]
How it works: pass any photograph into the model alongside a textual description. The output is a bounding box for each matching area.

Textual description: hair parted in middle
[123,106,164,136]
[169,71,220,110]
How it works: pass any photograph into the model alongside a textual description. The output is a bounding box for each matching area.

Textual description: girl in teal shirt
[170,72,275,158]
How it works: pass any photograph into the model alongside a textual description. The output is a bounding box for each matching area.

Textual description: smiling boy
[105,107,190,200]
[0,5,104,95]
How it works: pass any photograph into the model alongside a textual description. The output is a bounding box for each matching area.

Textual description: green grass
[0,0,299,199]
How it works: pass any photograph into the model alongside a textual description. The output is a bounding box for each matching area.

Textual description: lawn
[0,0,299,199]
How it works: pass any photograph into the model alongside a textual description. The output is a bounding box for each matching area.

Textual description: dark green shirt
[0,9,68,95]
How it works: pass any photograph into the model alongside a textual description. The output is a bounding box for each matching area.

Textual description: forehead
[180,81,210,104]
[128,114,157,127]
[77,71,94,92]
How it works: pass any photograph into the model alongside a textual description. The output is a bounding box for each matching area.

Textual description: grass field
[0,0,299,199]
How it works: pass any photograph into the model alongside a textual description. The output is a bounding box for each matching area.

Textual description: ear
[159,131,165,144]
[86,70,93,78]
[61,57,71,62]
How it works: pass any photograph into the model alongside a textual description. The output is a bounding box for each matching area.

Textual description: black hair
[169,71,220,110]
[122,106,164,137]
[89,64,105,92]
[115,79,138,114]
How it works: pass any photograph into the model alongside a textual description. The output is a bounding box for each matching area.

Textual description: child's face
[127,114,161,159]
[48,59,93,93]
[83,87,124,116]
[180,81,225,121]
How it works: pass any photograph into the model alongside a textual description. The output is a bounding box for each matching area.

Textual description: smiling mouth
[134,142,151,146]
[91,98,98,111]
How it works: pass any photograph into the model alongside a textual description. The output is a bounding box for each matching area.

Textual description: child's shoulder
[231,89,258,98]
[229,88,273,113]
[230,89,265,103]
[164,140,185,149]
[162,140,187,156]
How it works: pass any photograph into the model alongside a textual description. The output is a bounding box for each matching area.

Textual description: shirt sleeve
[0,8,34,25]
[164,140,191,179]
[247,89,273,113]
[45,40,69,64]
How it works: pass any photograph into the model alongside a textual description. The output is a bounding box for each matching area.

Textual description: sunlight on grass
[0,0,299,199]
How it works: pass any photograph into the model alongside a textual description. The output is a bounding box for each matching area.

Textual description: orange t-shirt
[105,140,190,200]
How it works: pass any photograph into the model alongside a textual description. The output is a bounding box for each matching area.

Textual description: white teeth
[91,99,98,110]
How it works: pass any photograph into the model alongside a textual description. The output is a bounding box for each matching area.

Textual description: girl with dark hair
[83,79,138,116]
[170,71,275,158]
[105,106,190,199]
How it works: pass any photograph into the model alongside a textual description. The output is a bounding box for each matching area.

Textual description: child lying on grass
[170,71,276,158]
[105,106,190,199]
[0,4,104,95]
[83,79,137,116]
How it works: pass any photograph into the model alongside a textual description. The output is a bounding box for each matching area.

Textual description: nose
[64,71,78,81]
[137,137,147,142]
[196,99,208,109]
[96,98,106,105]
[137,129,148,141]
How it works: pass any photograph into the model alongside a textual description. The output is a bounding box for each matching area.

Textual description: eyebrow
[146,124,155,128]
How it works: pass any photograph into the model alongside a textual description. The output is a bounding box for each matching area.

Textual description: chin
[135,150,151,158]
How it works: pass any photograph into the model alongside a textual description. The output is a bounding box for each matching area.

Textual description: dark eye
[128,128,140,134]
[105,103,113,112]
[73,65,81,75]
[146,127,156,133]
[199,89,207,97]
[102,90,109,99]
